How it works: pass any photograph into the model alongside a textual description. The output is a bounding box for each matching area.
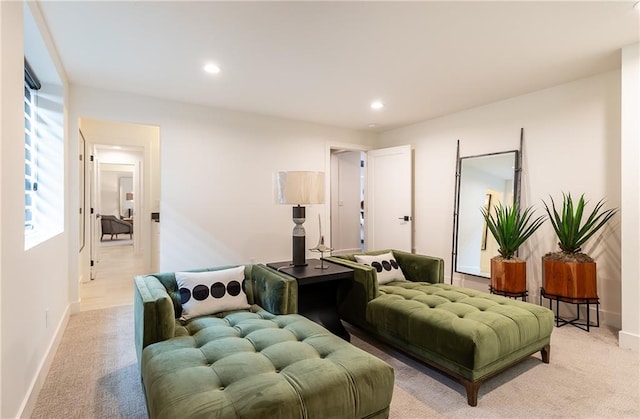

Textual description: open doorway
[327,144,413,255]
[97,155,140,248]
[330,149,365,254]
[89,145,144,281]
[79,118,160,291]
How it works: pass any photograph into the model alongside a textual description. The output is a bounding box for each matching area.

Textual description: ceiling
[37,1,639,132]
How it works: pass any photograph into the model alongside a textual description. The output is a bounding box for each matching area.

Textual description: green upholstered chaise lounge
[325,250,554,406]
[134,264,394,419]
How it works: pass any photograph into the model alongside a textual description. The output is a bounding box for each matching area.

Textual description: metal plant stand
[539,287,600,332]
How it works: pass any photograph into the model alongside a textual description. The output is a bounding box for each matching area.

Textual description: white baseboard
[70,300,81,315]
[18,305,71,418]
[596,307,621,329]
[619,330,640,352]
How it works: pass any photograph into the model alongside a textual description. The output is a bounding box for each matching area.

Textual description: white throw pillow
[175,266,250,320]
[354,252,406,285]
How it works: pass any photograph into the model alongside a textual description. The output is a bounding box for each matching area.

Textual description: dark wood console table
[267,259,353,341]
[539,287,600,332]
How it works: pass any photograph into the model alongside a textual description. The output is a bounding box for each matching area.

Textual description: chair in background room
[100,215,133,240]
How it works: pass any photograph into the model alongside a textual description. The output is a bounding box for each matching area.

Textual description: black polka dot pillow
[354,252,406,285]
[175,266,250,320]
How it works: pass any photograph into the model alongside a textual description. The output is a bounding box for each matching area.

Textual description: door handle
[398,216,412,221]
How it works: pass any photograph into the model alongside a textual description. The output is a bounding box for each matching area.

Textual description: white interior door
[366,145,412,252]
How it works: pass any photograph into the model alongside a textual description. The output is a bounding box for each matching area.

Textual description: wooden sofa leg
[462,379,480,406]
[541,344,550,364]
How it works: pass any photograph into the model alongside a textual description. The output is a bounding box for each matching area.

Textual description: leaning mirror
[454,151,519,278]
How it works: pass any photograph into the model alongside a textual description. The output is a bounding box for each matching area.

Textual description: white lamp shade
[276,171,325,205]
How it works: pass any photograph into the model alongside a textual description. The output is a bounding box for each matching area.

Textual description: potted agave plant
[481,202,546,295]
[542,193,617,300]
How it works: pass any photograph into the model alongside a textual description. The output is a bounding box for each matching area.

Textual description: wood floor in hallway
[79,241,148,312]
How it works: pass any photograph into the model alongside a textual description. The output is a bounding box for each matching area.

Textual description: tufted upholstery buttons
[142,308,395,418]
[368,281,555,372]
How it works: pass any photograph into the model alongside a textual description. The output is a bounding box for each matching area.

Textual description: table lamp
[125,193,134,218]
[276,171,325,266]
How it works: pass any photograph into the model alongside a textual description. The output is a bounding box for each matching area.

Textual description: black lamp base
[292,235,307,266]
[292,205,306,266]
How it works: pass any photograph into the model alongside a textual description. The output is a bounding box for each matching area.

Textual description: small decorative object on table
[309,214,333,269]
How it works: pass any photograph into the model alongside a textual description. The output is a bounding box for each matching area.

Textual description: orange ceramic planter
[491,258,527,294]
[542,258,597,300]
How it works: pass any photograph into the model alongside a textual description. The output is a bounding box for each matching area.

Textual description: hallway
[79,242,147,312]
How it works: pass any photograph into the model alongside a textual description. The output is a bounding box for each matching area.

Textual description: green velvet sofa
[134,264,394,419]
[325,250,554,406]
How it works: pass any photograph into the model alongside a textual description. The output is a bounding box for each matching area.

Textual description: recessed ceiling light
[368,123,377,128]
[370,100,384,110]
[204,63,221,74]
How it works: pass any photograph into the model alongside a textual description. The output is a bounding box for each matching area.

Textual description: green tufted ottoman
[368,282,553,404]
[135,264,395,418]
[326,250,554,406]
[141,308,394,418]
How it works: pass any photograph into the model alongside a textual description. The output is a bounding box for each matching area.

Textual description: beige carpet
[31,305,639,418]
[352,325,640,418]
[30,305,146,419]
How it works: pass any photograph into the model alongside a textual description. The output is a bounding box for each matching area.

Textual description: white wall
[1,2,70,417]
[378,70,622,327]
[70,86,375,274]
[620,43,640,351]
